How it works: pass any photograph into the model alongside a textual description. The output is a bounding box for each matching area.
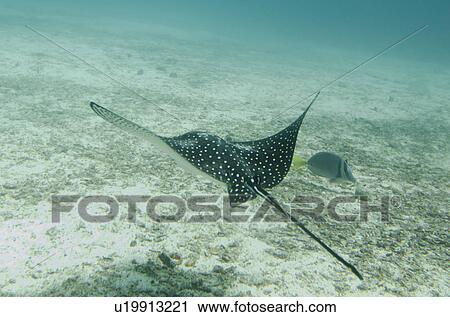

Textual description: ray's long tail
[252,186,363,280]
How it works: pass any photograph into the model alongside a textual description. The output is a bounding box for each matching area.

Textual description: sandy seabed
[0,16,449,296]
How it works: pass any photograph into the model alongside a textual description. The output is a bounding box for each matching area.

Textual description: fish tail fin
[291,154,308,170]
[252,185,363,280]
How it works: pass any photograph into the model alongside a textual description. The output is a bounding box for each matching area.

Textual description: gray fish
[89,91,363,280]
[308,152,356,183]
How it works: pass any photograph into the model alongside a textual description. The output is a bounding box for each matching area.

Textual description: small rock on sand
[158,252,176,268]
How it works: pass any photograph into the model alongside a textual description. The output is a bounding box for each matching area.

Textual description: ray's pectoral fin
[231,92,320,189]
[90,102,164,143]
[89,101,188,165]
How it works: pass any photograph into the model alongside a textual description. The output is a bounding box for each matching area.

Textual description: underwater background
[0,0,449,296]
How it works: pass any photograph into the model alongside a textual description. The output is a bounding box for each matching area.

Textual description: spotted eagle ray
[86,26,428,281]
[90,92,364,280]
